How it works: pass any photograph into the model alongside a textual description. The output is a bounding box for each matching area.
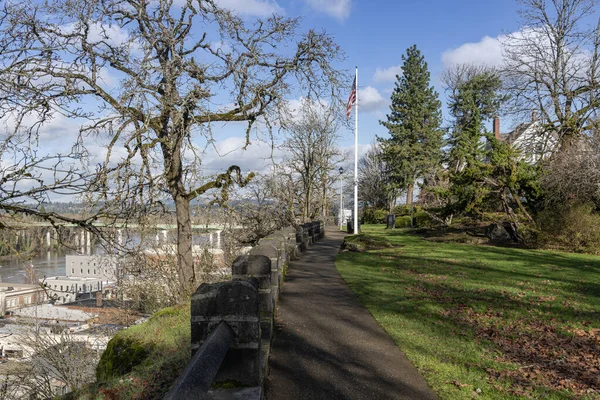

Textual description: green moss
[96,337,150,382]
[70,303,190,399]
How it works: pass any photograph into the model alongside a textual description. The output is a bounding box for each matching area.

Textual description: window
[72,268,74,274]
[94,270,96,275]
[60,285,63,291]
[87,269,90,274]
[80,269,83,273]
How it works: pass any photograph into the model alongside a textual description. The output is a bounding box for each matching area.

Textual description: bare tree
[0,0,345,298]
[503,0,600,151]
[0,328,102,399]
[227,174,292,244]
[282,100,342,222]
[358,143,399,212]
[542,131,600,207]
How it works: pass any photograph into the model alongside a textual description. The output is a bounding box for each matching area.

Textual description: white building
[40,276,103,305]
[65,255,120,284]
[493,114,558,164]
[0,284,47,316]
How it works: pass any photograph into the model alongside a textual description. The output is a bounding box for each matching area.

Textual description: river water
[0,230,223,284]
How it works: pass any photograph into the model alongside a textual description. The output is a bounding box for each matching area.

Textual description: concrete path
[265,228,439,400]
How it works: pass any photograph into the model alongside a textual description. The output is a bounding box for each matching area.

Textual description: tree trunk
[304,185,312,223]
[560,131,578,154]
[406,184,414,206]
[162,126,196,299]
[174,192,195,296]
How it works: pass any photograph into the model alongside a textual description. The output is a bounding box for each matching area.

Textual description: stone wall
[165,222,324,400]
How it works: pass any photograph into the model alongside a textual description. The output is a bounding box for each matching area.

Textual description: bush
[363,207,389,224]
[395,216,412,228]
[393,205,423,216]
[536,203,600,253]
[414,212,431,227]
[394,205,410,216]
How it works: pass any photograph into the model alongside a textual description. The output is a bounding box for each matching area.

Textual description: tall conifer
[379,45,443,208]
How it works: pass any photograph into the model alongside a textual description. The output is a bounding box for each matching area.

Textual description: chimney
[493,116,500,140]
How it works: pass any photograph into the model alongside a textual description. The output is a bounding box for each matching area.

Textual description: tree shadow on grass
[341,259,600,397]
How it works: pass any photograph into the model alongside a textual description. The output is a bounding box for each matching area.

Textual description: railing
[164,222,325,400]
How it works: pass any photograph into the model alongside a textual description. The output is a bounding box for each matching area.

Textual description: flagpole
[354,66,359,234]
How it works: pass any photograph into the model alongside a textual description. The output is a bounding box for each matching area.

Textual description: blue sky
[10,0,546,190]
[322,0,522,144]
[199,0,527,174]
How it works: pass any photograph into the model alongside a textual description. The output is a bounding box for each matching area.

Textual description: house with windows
[492,113,558,163]
[65,255,121,284]
[0,283,47,315]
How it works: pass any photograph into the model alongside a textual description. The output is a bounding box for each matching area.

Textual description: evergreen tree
[379,45,443,209]
[446,70,504,215]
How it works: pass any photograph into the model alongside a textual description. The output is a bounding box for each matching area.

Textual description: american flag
[346,74,356,118]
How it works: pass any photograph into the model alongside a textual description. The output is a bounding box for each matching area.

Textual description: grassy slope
[336,225,600,400]
[69,304,190,400]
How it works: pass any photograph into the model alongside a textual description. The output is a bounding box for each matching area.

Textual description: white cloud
[442,35,504,68]
[304,0,351,20]
[358,86,388,113]
[215,0,283,17]
[373,65,402,83]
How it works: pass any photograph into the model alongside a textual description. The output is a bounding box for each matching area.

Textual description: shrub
[536,203,600,253]
[363,207,389,224]
[395,216,412,228]
[414,212,431,227]
[394,205,410,216]
[374,208,388,223]
[393,205,423,216]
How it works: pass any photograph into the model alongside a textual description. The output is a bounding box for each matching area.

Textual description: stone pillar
[249,245,280,300]
[259,233,288,266]
[191,280,261,386]
[295,226,304,252]
[232,255,273,339]
[301,223,311,244]
[280,227,298,259]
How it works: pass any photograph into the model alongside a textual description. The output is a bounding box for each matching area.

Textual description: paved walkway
[265,228,439,400]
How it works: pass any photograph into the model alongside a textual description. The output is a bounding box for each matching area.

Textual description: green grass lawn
[336,225,600,400]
